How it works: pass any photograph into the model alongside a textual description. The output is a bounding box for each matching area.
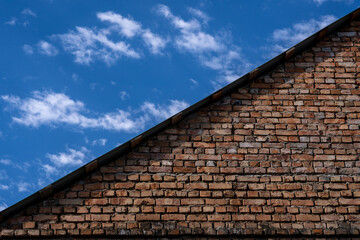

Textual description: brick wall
[1,20,360,238]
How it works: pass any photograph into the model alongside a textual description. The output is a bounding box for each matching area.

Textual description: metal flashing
[85,160,98,174]
[39,185,53,200]
[285,47,295,60]
[211,90,223,101]
[130,135,142,148]
[171,112,183,125]
[317,27,328,40]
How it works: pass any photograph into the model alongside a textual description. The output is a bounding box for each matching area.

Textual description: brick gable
[1,14,360,239]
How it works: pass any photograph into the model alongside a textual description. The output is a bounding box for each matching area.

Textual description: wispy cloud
[2,90,188,132]
[0,184,9,190]
[158,5,222,53]
[38,40,58,56]
[0,170,8,180]
[4,18,17,26]
[157,5,252,88]
[141,29,168,54]
[97,11,142,38]
[119,91,129,100]
[189,78,199,89]
[57,26,140,65]
[17,181,31,192]
[312,0,354,5]
[55,11,167,65]
[0,159,11,165]
[46,147,88,167]
[0,158,30,172]
[187,7,210,24]
[91,138,107,146]
[23,44,34,55]
[265,15,337,58]
[0,202,8,211]
[41,164,59,179]
[21,9,36,17]
[1,91,146,132]
[141,99,189,120]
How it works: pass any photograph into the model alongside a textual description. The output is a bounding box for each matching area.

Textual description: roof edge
[1,7,359,223]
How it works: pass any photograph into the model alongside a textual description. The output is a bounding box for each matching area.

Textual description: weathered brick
[136,214,160,221]
[209,183,232,190]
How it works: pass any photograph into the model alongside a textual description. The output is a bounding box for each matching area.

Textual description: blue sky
[0,0,358,210]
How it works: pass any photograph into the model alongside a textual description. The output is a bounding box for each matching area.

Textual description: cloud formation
[157,5,252,87]
[46,147,88,167]
[23,44,33,55]
[266,15,337,57]
[56,11,167,65]
[4,18,17,26]
[312,0,354,5]
[21,9,36,17]
[141,100,189,120]
[38,40,58,56]
[2,90,188,132]
[0,202,8,211]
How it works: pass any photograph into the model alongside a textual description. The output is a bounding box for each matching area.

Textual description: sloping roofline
[1,7,360,223]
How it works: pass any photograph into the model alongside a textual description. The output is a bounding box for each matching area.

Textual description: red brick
[291,200,314,206]
[339,198,360,205]
[23,222,36,229]
[84,199,108,206]
[209,183,232,190]
[60,215,84,222]
[136,214,160,221]
[114,182,135,189]
[33,215,58,222]
[161,214,185,221]
[134,198,155,206]
[296,214,320,222]
[184,183,208,190]
[156,198,180,205]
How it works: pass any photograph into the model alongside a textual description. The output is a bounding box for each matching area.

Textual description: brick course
[1,18,360,239]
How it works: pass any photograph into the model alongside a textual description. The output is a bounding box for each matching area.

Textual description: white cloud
[38,40,59,56]
[141,99,188,120]
[23,44,33,55]
[157,5,252,88]
[17,182,31,192]
[21,9,36,17]
[91,138,107,146]
[0,170,8,180]
[54,11,168,64]
[142,29,168,54]
[157,4,222,53]
[189,78,198,88]
[72,73,80,82]
[2,91,147,132]
[0,159,11,165]
[0,202,8,211]
[266,15,337,57]
[57,26,140,65]
[46,147,88,167]
[4,17,17,26]
[41,163,59,180]
[187,7,210,23]
[312,0,354,5]
[119,91,129,100]
[0,184,9,190]
[97,11,141,38]
[2,91,188,132]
